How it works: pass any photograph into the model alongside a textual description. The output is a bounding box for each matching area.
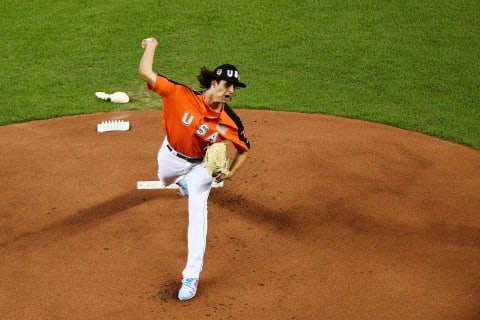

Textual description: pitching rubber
[136,180,224,190]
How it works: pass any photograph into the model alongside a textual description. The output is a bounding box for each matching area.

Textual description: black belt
[166,144,203,163]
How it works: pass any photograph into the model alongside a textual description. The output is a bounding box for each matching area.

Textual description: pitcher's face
[211,80,236,103]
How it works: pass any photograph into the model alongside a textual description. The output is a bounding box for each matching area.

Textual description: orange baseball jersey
[148,74,250,158]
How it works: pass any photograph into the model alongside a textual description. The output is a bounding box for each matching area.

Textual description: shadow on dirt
[0,190,165,248]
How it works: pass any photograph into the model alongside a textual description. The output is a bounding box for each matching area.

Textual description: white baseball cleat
[95,91,129,104]
[178,278,199,301]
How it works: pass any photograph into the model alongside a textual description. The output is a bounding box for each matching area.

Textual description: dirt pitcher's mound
[0,110,479,320]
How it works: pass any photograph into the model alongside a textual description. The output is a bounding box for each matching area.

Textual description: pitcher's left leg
[178,164,212,300]
[181,164,213,279]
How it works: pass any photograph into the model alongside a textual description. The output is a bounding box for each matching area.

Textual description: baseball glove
[205,142,229,178]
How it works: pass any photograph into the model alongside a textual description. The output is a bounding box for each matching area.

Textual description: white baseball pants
[156,138,213,279]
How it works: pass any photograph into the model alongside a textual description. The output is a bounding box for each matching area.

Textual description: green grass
[1,0,479,149]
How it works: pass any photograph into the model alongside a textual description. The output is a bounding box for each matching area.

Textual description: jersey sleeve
[147,74,176,97]
[223,105,251,152]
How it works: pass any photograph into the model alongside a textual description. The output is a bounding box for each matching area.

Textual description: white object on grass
[95,91,130,104]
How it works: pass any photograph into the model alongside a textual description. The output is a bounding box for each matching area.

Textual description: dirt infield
[1,109,479,320]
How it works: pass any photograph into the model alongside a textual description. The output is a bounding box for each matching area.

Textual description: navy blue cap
[214,64,247,88]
